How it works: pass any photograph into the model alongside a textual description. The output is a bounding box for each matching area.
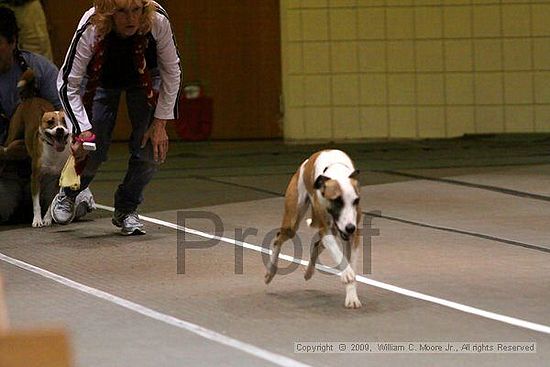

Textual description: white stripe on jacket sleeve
[57,8,95,135]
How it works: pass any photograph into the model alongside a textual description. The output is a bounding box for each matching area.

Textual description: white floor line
[95,204,550,336]
[0,252,311,367]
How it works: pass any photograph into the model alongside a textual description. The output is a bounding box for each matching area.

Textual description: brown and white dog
[4,71,70,227]
[265,149,363,308]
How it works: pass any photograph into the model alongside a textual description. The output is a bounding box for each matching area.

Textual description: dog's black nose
[55,127,65,136]
[345,224,356,234]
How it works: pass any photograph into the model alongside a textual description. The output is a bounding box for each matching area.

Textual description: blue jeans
[64,86,159,213]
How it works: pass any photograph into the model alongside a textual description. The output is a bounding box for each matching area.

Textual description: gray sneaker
[74,187,96,220]
[51,190,76,224]
[112,210,146,235]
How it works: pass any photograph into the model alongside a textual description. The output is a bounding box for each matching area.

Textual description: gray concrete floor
[1,134,550,366]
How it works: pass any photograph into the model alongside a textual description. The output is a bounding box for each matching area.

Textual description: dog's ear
[349,169,360,180]
[40,105,52,114]
[41,112,52,124]
[314,175,330,190]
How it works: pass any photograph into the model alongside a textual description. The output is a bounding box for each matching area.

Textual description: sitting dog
[265,149,363,308]
[4,70,70,227]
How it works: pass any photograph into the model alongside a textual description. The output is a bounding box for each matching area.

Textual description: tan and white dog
[265,149,363,308]
[5,71,71,227]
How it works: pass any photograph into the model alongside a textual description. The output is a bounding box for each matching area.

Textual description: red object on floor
[174,95,213,141]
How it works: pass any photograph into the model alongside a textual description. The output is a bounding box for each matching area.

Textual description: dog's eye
[327,196,344,218]
[353,198,360,206]
[47,119,55,127]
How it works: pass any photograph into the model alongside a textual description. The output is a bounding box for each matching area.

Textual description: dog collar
[323,162,352,174]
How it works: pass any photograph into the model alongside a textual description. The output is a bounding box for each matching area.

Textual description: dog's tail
[17,69,37,100]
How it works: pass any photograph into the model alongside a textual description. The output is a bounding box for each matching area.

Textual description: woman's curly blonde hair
[92,0,155,37]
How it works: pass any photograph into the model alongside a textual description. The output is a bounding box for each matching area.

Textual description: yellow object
[0,329,73,367]
[59,155,80,190]
[8,0,54,61]
[0,275,8,333]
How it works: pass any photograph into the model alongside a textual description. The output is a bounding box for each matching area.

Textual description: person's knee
[130,157,160,173]
[130,144,160,166]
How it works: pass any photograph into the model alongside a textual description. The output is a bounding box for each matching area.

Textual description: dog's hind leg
[304,238,324,280]
[265,171,309,284]
[264,228,289,284]
[3,105,25,145]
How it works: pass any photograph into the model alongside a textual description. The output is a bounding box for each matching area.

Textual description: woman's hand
[72,130,94,162]
[141,118,168,163]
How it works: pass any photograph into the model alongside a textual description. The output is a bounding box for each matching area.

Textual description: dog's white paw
[42,216,53,227]
[345,293,362,309]
[340,265,356,284]
[32,217,44,228]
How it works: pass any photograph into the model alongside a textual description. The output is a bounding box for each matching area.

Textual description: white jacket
[57,2,181,134]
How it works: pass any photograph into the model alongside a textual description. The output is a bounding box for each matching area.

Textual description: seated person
[0,7,94,224]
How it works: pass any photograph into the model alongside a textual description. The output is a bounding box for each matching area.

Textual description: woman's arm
[57,7,96,135]
[151,6,182,121]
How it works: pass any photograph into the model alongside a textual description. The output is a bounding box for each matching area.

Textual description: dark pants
[64,86,159,213]
[0,176,31,224]
[0,172,58,224]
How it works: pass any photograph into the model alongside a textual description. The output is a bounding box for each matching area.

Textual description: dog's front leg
[42,203,53,226]
[322,234,355,284]
[40,174,58,227]
[344,236,362,309]
[345,282,361,309]
[31,171,43,228]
